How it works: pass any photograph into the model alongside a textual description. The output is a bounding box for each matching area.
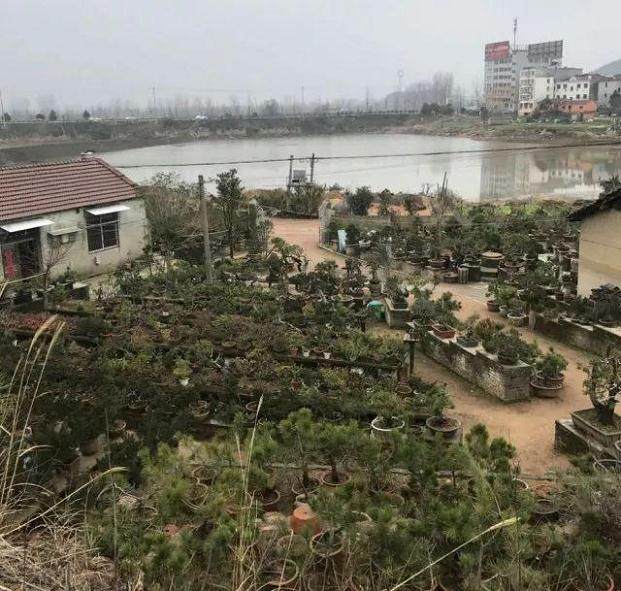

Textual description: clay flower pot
[260,488,281,511]
[310,529,345,559]
[263,559,299,589]
[290,503,320,535]
[530,498,559,523]
[320,470,352,488]
[486,299,500,312]
[531,371,565,398]
[371,416,405,435]
[108,419,126,438]
[431,324,456,340]
[79,436,102,456]
[426,416,461,438]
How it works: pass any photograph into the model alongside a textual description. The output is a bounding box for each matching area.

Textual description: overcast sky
[2,0,620,111]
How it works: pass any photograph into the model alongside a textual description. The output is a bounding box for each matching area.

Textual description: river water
[102,133,621,202]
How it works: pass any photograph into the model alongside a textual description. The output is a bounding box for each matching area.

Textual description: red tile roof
[0,157,138,222]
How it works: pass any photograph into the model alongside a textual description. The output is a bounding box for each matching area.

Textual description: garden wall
[534,314,621,356]
[420,331,532,402]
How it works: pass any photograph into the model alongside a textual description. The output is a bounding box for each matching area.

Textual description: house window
[86,212,119,251]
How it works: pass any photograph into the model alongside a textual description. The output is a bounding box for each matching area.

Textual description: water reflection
[480,145,621,201]
[102,134,621,202]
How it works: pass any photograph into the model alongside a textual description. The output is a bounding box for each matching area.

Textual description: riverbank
[2,114,620,165]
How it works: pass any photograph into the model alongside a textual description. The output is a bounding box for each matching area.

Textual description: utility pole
[198,175,213,284]
[301,86,305,113]
[310,153,316,184]
[0,89,6,128]
[152,86,157,114]
[286,155,293,210]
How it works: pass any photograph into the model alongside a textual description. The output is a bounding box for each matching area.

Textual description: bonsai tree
[318,420,362,485]
[173,358,192,386]
[369,388,408,430]
[536,349,568,386]
[346,186,374,216]
[582,353,621,425]
[486,281,518,309]
[278,408,320,495]
[345,223,361,247]
[384,275,408,309]
[307,260,339,296]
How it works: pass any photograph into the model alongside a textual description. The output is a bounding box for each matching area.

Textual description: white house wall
[577,209,621,296]
[0,198,148,281]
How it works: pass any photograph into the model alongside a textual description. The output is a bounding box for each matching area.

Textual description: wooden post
[198,175,213,284]
[403,333,418,378]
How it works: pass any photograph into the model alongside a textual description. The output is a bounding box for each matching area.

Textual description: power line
[112,141,621,169]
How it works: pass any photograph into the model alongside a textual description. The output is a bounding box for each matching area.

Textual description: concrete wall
[577,209,621,296]
[421,331,532,401]
[535,314,621,356]
[0,198,148,282]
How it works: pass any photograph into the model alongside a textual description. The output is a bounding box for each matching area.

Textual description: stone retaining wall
[420,331,532,401]
[534,314,621,356]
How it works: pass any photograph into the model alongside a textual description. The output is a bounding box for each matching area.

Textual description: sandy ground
[272,217,593,477]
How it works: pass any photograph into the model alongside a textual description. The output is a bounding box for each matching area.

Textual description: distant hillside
[596,59,621,76]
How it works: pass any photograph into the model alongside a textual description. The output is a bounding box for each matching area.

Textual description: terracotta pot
[531,372,564,398]
[431,324,456,340]
[263,559,299,589]
[291,477,320,499]
[530,498,559,523]
[310,529,345,559]
[290,503,320,535]
[320,470,352,488]
[426,416,461,438]
[108,419,126,438]
[79,436,101,456]
[260,488,281,511]
[221,340,236,353]
[395,382,413,396]
[486,299,500,312]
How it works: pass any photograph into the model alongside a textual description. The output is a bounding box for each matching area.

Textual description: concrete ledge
[420,331,532,401]
[385,298,411,329]
[535,314,621,356]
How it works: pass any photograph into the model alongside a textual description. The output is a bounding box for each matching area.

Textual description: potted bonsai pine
[278,408,321,500]
[426,395,460,438]
[370,389,406,434]
[384,276,409,311]
[173,358,192,387]
[531,349,568,398]
[318,420,362,487]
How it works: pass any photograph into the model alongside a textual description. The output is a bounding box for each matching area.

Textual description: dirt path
[272,217,592,477]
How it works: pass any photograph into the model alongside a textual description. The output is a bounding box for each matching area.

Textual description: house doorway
[1,229,42,280]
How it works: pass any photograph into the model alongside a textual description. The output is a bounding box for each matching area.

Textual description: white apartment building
[555,75,596,101]
[596,77,621,107]
[518,66,583,117]
[518,68,555,116]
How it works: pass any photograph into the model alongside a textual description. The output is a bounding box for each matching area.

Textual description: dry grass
[0,317,122,591]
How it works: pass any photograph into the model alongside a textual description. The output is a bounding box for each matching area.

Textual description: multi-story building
[593,76,621,107]
[554,74,601,101]
[484,39,563,113]
[518,66,583,117]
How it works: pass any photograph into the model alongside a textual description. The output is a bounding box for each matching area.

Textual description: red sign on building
[485,41,510,61]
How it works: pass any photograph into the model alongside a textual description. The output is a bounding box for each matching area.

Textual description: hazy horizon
[3,0,620,112]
